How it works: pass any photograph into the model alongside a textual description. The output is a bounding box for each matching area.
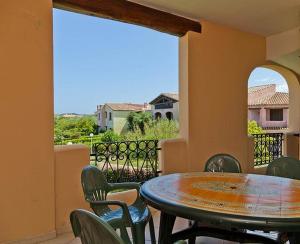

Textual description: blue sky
[249,67,288,92]
[53,9,288,114]
[53,9,178,114]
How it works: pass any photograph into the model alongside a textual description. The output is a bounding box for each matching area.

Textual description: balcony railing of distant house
[155,103,173,109]
[91,140,161,183]
[252,133,284,167]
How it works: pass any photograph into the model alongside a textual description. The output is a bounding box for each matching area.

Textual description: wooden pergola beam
[53,0,201,37]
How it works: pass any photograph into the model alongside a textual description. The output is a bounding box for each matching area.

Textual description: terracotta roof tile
[106,103,147,111]
[248,84,289,106]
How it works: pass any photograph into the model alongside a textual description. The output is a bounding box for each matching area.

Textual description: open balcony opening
[53,8,179,182]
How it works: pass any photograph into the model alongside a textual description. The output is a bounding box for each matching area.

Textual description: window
[109,112,112,121]
[105,111,107,118]
[270,109,283,121]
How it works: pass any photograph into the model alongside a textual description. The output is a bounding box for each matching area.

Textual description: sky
[53,9,178,114]
[53,9,288,114]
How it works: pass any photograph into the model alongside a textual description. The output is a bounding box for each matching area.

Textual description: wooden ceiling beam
[53,0,201,37]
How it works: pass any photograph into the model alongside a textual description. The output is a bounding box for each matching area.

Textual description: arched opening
[166,112,173,120]
[155,112,162,120]
[248,65,300,167]
[247,66,298,132]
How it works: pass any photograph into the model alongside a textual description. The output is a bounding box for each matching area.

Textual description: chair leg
[149,217,156,244]
[120,226,131,244]
[133,224,146,244]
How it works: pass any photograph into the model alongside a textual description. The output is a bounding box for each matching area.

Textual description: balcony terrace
[1,0,300,243]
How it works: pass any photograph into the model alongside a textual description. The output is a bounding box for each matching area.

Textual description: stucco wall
[161,20,266,173]
[112,111,131,134]
[151,102,179,121]
[248,109,260,123]
[0,0,55,242]
[54,145,90,234]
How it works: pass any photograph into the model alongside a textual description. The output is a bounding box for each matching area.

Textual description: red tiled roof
[248,84,289,107]
[106,103,147,111]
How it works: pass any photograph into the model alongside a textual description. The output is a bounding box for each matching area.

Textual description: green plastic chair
[266,157,300,180]
[81,165,155,244]
[266,156,300,243]
[70,209,125,244]
[186,154,242,244]
[204,153,241,173]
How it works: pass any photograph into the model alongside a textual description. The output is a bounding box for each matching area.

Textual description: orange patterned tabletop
[142,172,300,219]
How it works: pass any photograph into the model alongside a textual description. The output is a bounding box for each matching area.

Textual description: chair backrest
[70,209,124,244]
[266,157,300,180]
[204,153,241,173]
[81,166,112,216]
[81,165,111,201]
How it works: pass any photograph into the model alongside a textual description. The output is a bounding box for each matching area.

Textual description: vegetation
[54,115,98,143]
[127,112,153,134]
[124,118,179,141]
[248,120,264,135]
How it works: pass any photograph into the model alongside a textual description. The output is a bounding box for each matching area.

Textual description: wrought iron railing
[91,140,161,183]
[252,133,283,166]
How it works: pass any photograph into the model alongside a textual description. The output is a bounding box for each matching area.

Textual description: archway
[248,65,300,133]
[263,64,300,132]
[166,112,173,120]
[155,112,162,120]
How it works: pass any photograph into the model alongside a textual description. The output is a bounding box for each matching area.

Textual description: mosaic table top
[141,172,300,219]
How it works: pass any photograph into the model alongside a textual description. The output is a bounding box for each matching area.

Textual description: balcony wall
[161,21,266,173]
[54,145,90,234]
[0,0,55,243]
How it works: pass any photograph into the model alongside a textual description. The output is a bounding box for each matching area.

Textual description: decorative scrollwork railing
[252,133,283,167]
[91,140,161,183]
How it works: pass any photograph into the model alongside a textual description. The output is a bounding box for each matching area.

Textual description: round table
[141,172,300,243]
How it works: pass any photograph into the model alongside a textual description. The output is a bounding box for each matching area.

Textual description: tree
[127,112,153,134]
[54,115,98,141]
[248,120,264,135]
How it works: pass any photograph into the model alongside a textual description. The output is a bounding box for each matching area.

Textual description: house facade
[248,84,289,130]
[96,103,149,134]
[149,93,179,121]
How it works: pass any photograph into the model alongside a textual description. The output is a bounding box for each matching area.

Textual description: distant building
[149,93,179,121]
[59,113,82,118]
[96,103,150,134]
[248,84,289,130]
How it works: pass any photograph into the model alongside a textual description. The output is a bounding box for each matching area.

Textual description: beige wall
[0,0,55,242]
[162,20,266,173]
[112,111,131,134]
[54,145,90,234]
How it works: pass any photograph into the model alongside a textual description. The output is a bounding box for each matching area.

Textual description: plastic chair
[266,156,300,180]
[81,165,155,244]
[70,209,125,244]
[204,153,241,173]
[186,154,242,244]
[266,156,300,243]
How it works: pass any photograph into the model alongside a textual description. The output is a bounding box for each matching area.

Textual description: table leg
[158,211,176,244]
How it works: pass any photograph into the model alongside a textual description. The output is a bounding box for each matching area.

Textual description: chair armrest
[109,182,141,192]
[109,182,142,205]
[88,200,133,226]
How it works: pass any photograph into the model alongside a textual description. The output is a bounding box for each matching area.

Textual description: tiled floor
[38,210,270,244]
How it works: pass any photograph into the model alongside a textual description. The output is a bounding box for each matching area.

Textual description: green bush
[101,130,121,143]
[248,120,264,135]
[54,115,98,140]
[124,119,179,141]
